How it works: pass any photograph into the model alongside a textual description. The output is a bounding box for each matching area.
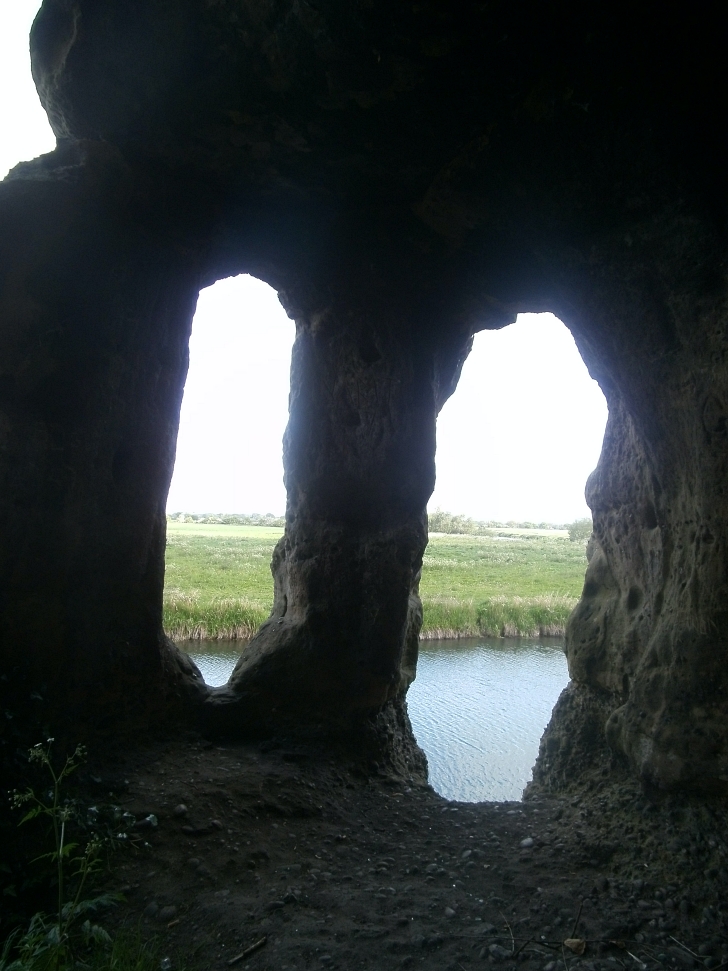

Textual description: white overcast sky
[4,0,608,524]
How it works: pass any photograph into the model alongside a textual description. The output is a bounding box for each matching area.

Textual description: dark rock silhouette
[1,0,727,795]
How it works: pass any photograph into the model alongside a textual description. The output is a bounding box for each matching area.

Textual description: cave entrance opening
[164,274,294,664]
[164,293,607,804]
[408,313,608,802]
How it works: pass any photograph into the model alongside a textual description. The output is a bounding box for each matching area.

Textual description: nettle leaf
[81,921,112,945]
[70,893,121,917]
[19,807,43,825]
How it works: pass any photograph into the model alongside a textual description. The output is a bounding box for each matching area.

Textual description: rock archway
[1,0,727,797]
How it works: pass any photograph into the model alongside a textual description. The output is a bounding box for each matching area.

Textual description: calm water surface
[184,636,568,803]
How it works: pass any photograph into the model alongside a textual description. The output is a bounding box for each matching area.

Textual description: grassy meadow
[164,521,587,640]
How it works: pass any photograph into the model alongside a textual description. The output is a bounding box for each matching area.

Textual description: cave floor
[91,733,728,971]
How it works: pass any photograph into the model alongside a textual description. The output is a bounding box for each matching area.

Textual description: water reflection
[183,636,568,804]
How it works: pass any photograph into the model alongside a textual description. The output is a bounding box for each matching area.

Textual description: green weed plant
[3,741,117,971]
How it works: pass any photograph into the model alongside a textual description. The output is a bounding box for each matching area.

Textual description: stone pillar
[205,292,465,763]
[0,144,203,739]
[533,222,728,796]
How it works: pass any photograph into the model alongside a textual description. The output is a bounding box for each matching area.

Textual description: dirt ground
[90,731,728,971]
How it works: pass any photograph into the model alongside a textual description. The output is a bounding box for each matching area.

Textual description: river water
[183,636,569,803]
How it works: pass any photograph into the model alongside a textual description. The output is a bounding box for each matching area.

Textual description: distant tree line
[168,512,286,527]
[167,508,593,540]
[427,508,568,535]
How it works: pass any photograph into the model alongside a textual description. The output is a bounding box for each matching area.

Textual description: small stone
[444,906,456,918]
[489,944,512,961]
[136,814,158,830]
[320,956,332,965]
[187,857,200,868]
[520,838,535,849]
[143,901,159,918]
[211,819,223,830]
[159,906,177,921]
[425,863,438,874]
[460,849,472,860]
[173,804,188,817]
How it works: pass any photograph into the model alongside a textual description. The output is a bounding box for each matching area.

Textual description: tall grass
[420,594,577,638]
[163,592,269,640]
[164,522,588,641]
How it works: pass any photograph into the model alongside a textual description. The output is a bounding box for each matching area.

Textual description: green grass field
[163,522,587,640]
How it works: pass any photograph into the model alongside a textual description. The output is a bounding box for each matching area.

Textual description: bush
[568,517,593,543]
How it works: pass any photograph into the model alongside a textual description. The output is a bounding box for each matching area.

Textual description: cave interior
[1,0,728,806]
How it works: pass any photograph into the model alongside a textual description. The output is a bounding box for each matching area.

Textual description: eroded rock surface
[1,0,727,795]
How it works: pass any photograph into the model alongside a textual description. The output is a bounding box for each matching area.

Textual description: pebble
[159,905,177,921]
[520,837,535,849]
[173,804,188,816]
[135,814,158,830]
[444,907,456,918]
[143,901,159,918]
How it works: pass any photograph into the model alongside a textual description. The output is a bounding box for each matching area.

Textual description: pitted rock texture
[1,0,727,795]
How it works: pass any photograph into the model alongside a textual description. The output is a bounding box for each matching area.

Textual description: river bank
[163,523,585,641]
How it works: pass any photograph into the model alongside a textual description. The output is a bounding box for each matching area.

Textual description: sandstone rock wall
[1,0,726,793]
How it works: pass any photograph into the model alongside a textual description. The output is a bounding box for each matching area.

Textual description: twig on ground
[514,937,535,959]
[626,951,647,969]
[499,912,516,954]
[227,936,267,966]
[669,937,700,959]
[570,900,584,939]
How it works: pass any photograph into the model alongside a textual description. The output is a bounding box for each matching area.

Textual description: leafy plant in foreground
[3,740,117,970]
